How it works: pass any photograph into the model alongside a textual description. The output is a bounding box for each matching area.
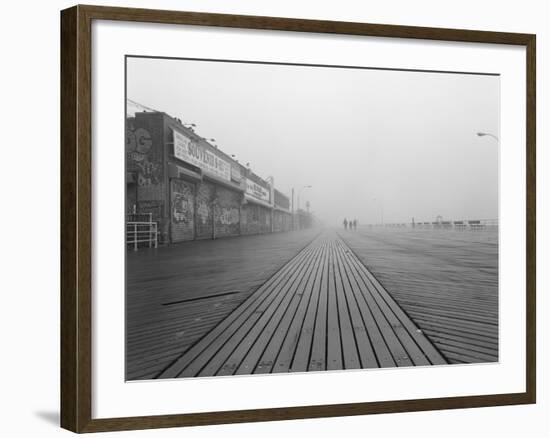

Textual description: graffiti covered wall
[126,118,163,200]
[214,186,241,237]
[126,111,303,246]
[241,203,271,235]
[170,179,195,242]
[127,113,167,240]
[195,181,215,239]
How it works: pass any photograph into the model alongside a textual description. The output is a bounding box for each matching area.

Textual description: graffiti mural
[195,181,214,239]
[126,126,162,188]
[172,194,193,224]
[241,203,271,235]
[214,187,241,237]
[170,179,195,242]
[196,201,210,224]
[219,207,239,225]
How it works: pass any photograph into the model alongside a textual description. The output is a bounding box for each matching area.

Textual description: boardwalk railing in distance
[126,213,158,251]
[366,219,498,231]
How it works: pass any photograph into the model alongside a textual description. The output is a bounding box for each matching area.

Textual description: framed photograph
[60,5,536,433]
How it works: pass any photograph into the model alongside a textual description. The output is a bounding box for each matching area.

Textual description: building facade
[126,109,293,245]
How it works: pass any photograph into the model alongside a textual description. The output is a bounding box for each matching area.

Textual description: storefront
[241,174,272,235]
[273,189,292,232]
[126,109,293,245]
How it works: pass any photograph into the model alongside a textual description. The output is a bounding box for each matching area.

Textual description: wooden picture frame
[61,4,536,433]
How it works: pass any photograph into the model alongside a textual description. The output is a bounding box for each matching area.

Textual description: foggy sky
[127,57,499,226]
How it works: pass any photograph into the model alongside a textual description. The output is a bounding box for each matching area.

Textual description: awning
[167,163,202,182]
[244,194,273,209]
[203,173,245,193]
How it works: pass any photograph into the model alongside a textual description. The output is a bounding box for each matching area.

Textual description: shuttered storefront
[195,181,215,239]
[214,186,241,237]
[241,203,271,235]
[170,179,195,242]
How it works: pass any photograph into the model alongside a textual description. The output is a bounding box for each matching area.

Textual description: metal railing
[127,212,153,223]
[367,219,498,231]
[126,217,158,251]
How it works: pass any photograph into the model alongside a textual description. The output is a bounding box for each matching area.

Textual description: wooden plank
[308,237,330,371]
[332,242,362,369]
[325,241,343,370]
[331,242,380,369]
[291,240,328,371]
[252,240,325,374]
[338,243,413,367]
[331,240,396,367]
[268,241,326,373]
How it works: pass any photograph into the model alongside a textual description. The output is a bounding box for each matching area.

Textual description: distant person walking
[343,218,348,230]
[353,219,357,230]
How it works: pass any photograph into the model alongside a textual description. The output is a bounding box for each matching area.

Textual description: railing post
[134,223,138,251]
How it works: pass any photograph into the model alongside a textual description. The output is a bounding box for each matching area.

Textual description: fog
[127,57,499,226]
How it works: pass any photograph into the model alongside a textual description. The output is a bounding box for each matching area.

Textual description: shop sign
[230,166,242,183]
[173,129,231,181]
[246,178,270,203]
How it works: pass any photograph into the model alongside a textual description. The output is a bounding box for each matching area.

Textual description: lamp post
[297,185,312,230]
[476,132,499,142]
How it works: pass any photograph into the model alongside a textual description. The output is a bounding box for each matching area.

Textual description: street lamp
[297,185,312,230]
[297,185,312,212]
[476,132,499,142]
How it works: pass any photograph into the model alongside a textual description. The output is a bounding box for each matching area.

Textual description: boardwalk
[126,229,320,380]
[159,232,446,378]
[340,227,498,364]
[128,226,498,380]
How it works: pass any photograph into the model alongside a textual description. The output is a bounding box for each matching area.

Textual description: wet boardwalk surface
[340,228,498,364]
[128,226,498,380]
[126,229,320,380]
[159,231,446,378]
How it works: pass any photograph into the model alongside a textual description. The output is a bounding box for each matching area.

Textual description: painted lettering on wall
[196,200,211,224]
[246,178,270,203]
[173,129,231,181]
[172,194,193,224]
[219,207,239,225]
[126,126,161,187]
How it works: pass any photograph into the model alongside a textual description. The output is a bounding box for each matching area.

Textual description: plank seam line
[333,240,364,368]
[304,240,327,371]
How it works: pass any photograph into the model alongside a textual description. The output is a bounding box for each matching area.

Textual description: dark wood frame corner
[60,4,536,433]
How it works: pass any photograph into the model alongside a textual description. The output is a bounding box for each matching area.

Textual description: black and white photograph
[125,56,499,380]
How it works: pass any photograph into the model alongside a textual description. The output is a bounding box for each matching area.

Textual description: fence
[367,219,498,231]
[126,213,158,250]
